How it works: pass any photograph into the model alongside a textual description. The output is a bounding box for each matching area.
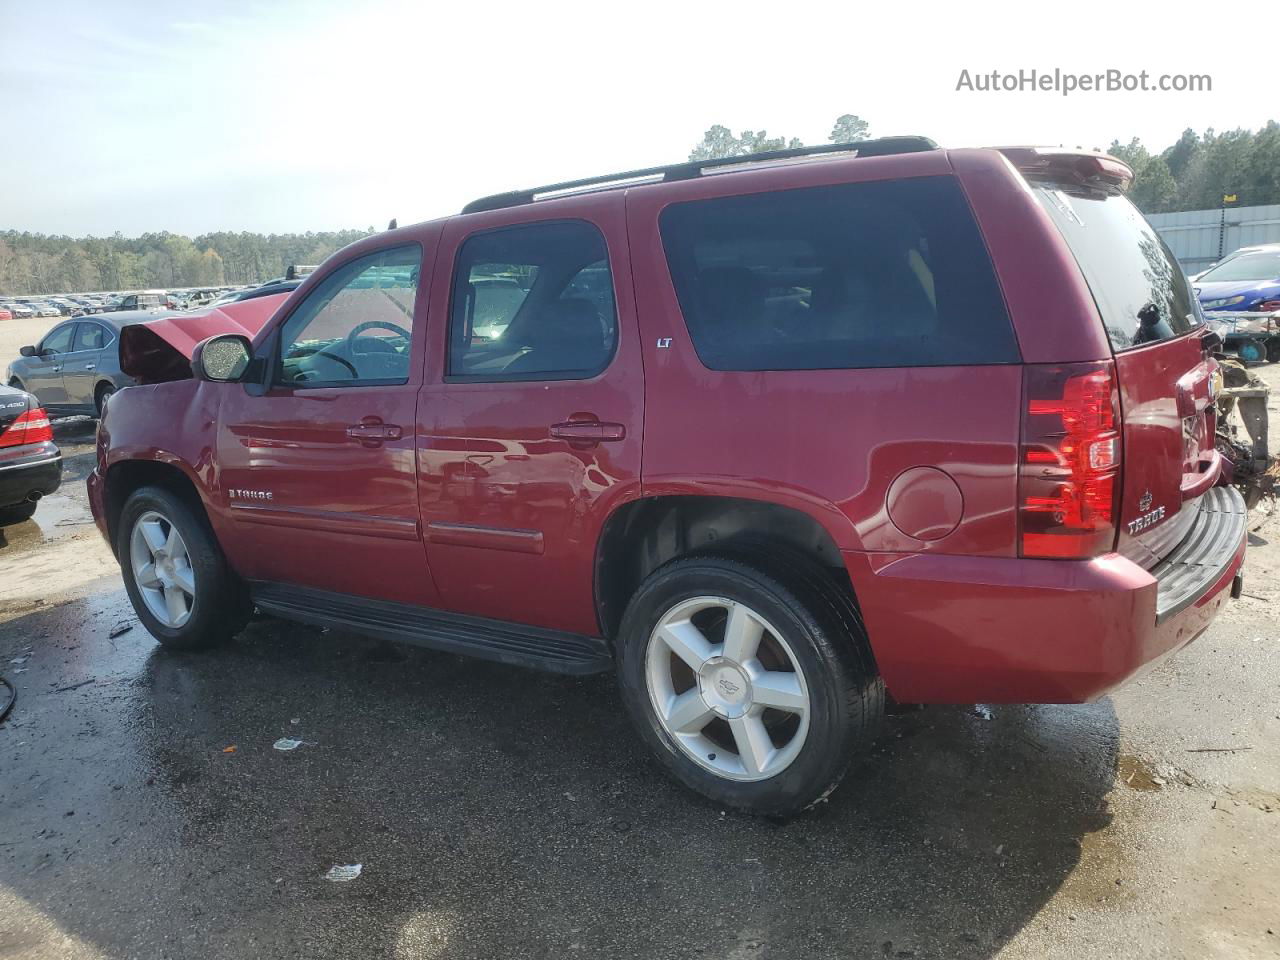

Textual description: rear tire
[616,551,883,817]
[0,501,38,526]
[117,485,250,650]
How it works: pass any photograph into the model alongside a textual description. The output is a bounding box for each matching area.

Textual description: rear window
[1033,186,1200,351]
[659,176,1019,371]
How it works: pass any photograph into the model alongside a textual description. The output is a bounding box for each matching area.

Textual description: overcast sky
[1,0,1273,237]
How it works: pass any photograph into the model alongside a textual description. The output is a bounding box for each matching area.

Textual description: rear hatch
[1033,181,1214,567]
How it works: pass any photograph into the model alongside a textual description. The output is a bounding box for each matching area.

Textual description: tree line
[689,117,1280,215]
[1107,123,1280,214]
[3,119,1274,297]
[0,228,373,297]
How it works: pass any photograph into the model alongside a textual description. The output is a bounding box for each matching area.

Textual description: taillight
[1260,300,1280,312]
[1020,363,1121,559]
[0,407,54,448]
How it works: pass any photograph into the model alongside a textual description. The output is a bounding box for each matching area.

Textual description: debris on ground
[1187,746,1253,753]
[324,864,362,882]
[52,679,94,693]
[108,621,133,639]
[222,745,237,754]
[272,738,311,752]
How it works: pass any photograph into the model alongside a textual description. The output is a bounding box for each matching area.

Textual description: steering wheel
[289,346,358,380]
[346,321,411,356]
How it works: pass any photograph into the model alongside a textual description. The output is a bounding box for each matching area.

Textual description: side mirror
[19,345,36,358]
[192,334,253,383]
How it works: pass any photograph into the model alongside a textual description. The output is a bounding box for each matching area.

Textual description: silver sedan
[5,311,162,417]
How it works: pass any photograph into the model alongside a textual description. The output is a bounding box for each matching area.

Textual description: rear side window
[74,323,109,351]
[1033,186,1200,351]
[448,221,617,381]
[659,176,1018,371]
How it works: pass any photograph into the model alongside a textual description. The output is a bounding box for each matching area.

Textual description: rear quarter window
[658,175,1019,371]
[1033,186,1200,351]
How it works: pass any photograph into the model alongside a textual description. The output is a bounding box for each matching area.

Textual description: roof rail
[462,136,939,214]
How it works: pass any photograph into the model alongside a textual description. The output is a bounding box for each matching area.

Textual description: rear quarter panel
[624,151,1026,557]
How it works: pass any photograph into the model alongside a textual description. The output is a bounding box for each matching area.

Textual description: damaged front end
[118,294,289,384]
[1215,357,1279,509]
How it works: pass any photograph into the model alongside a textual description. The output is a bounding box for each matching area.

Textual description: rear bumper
[845,486,1248,704]
[0,443,61,508]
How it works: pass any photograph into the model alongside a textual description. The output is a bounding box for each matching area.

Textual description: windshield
[1199,251,1280,283]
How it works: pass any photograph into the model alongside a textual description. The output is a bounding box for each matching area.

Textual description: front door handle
[346,419,403,444]
[550,419,626,443]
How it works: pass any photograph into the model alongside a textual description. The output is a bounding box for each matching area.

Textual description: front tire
[118,485,250,650]
[616,552,883,817]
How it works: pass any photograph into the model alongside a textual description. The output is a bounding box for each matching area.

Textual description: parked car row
[0,285,259,322]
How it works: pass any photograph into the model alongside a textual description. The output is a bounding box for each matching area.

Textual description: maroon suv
[89,139,1246,815]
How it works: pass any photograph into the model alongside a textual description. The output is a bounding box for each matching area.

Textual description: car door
[62,320,111,410]
[22,322,75,408]
[418,198,644,637]
[215,240,440,607]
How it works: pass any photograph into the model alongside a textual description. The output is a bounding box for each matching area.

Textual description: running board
[250,582,612,675]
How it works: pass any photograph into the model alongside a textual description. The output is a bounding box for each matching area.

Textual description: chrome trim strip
[0,454,61,473]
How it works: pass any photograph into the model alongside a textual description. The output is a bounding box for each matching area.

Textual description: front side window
[659,176,1019,371]
[448,221,617,380]
[276,245,421,386]
[40,324,75,355]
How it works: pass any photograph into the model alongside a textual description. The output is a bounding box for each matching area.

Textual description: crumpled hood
[119,294,289,383]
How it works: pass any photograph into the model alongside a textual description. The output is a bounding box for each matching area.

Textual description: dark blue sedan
[1194,245,1280,362]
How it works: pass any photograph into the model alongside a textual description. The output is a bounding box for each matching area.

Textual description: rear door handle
[85,363,96,371]
[550,420,626,442]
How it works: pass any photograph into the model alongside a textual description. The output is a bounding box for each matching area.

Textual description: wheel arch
[594,494,855,642]
[103,457,206,558]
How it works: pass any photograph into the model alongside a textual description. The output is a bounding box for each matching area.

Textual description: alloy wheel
[645,596,811,781]
[129,510,196,627]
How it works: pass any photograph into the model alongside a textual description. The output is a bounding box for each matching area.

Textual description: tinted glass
[659,176,1018,371]
[1198,251,1280,283]
[1033,186,1200,351]
[40,324,75,354]
[448,221,617,380]
[277,245,421,386]
[74,323,108,351]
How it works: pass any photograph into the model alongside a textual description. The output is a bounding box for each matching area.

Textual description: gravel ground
[0,329,1276,959]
